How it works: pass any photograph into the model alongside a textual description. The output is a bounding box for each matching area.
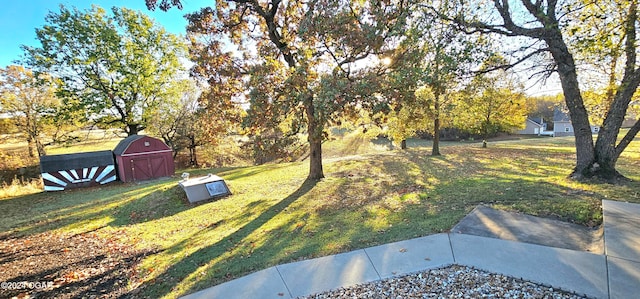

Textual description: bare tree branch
[475,47,550,74]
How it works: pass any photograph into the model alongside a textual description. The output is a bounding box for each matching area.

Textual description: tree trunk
[432,101,441,156]
[26,136,35,158]
[592,87,635,180]
[592,2,640,181]
[482,119,490,148]
[190,147,198,167]
[305,96,324,180]
[308,137,323,180]
[36,139,46,156]
[546,36,595,179]
[616,118,640,158]
[127,124,139,136]
[26,119,46,156]
[189,135,198,167]
[401,139,407,150]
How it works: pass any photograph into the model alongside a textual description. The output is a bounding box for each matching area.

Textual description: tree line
[1,0,638,183]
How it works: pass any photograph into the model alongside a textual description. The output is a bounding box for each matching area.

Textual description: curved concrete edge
[450,233,608,299]
[363,233,454,279]
[277,249,379,298]
[180,233,610,299]
[179,267,291,299]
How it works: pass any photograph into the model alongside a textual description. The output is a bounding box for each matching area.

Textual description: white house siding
[554,121,574,137]
[518,121,541,134]
[517,118,545,135]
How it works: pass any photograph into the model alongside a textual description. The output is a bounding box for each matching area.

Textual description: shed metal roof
[112,134,146,155]
[39,150,114,172]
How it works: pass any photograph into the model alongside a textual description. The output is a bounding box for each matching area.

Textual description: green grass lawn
[1,134,639,298]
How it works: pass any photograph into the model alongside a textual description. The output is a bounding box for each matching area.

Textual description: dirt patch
[0,231,154,298]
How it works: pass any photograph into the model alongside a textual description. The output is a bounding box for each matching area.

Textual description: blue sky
[0,0,213,68]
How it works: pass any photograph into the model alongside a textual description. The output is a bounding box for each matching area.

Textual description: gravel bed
[298,265,587,299]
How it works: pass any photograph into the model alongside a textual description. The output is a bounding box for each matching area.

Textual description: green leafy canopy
[24,5,188,136]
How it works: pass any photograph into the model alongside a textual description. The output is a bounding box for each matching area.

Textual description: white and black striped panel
[41,165,116,191]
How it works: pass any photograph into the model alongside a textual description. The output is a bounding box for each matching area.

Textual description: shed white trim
[119,149,173,157]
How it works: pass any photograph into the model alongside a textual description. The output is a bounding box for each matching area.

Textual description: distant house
[553,108,600,137]
[518,108,600,137]
[553,109,574,137]
[517,117,547,135]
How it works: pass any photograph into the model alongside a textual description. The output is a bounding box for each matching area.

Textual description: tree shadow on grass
[0,163,299,240]
[137,179,318,298]
[0,179,189,238]
[215,163,294,181]
[325,148,604,226]
[109,184,190,227]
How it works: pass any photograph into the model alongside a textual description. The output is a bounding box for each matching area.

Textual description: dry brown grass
[0,177,42,199]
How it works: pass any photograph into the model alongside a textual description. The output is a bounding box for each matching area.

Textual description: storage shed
[113,135,175,182]
[40,150,117,191]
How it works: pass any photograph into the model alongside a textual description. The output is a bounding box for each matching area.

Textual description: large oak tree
[447,0,640,181]
[147,0,409,180]
[24,5,188,136]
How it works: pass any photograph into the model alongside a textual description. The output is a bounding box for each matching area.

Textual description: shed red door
[150,156,168,177]
[131,156,169,181]
[131,158,151,181]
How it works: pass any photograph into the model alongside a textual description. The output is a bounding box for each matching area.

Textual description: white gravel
[298,265,588,299]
